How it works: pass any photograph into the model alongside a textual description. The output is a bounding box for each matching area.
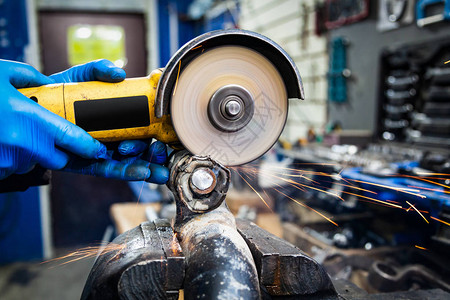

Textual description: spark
[133,145,157,219]
[236,166,344,224]
[415,245,428,250]
[415,172,450,177]
[418,177,450,180]
[235,171,272,212]
[406,201,429,224]
[445,60,450,64]
[338,166,346,176]
[385,199,401,204]
[172,60,181,96]
[407,185,450,194]
[137,180,145,204]
[274,188,338,226]
[191,45,203,50]
[355,198,405,209]
[315,178,378,194]
[348,179,426,198]
[42,243,126,267]
[391,174,450,189]
[258,166,361,189]
[276,174,345,201]
[406,203,414,212]
[234,164,450,230]
[342,190,403,208]
[262,189,273,204]
[403,203,428,214]
[253,167,343,199]
[431,216,450,227]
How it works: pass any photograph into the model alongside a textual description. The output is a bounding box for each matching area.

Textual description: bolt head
[191,168,215,192]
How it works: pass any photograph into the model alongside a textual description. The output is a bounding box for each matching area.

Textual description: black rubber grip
[73,96,150,132]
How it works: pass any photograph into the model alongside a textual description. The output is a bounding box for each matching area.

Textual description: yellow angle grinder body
[19,29,304,166]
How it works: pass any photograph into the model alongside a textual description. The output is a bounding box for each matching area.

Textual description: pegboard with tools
[377,36,450,148]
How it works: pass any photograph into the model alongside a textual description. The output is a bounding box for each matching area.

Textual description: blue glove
[49,59,126,83]
[51,60,169,183]
[0,59,107,179]
[0,59,169,183]
[64,140,169,184]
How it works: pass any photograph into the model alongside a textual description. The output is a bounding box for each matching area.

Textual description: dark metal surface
[368,262,450,292]
[334,278,450,299]
[236,219,338,298]
[155,29,304,118]
[177,206,261,300]
[81,220,185,300]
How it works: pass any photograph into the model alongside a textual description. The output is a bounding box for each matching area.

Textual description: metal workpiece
[169,151,260,299]
[81,152,344,299]
[236,219,338,298]
[167,150,230,217]
[177,206,261,300]
[81,220,185,300]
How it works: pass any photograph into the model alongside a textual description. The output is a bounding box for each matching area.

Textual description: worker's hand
[64,140,169,184]
[0,59,108,180]
[49,58,126,83]
[50,59,169,184]
[0,59,169,183]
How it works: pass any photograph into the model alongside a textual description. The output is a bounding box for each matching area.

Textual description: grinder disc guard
[171,45,288,166]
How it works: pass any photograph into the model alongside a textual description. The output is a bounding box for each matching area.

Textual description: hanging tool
[18,29,303,166]
[416,0,450,27]
[328,37,350,103]
[377,0,415,32]
[325,0,370,29]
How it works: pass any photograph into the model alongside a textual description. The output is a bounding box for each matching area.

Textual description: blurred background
[0,0,449,299]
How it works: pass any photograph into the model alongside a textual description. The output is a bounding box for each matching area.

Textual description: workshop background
[1,0,450,299]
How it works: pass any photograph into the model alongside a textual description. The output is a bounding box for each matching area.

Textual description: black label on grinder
[74,96,150,132]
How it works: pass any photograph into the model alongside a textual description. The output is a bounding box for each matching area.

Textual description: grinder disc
[171,46,287,166]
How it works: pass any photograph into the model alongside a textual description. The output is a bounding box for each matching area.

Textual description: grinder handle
[18,69,178,145]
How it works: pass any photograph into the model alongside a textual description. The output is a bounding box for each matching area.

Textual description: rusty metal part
[156,29,304,119]
[236,219,338,298]
[167,151,260,299]
[81,220,184,300]
[368,261,450,292]
[167,150,230,215]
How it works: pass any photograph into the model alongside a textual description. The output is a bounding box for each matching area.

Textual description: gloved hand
[64,139,169,184]
[0,59,169,183]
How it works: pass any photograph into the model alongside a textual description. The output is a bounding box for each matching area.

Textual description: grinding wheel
[171,45,288,166]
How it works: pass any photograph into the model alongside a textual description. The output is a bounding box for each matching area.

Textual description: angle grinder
[19,29,304,166]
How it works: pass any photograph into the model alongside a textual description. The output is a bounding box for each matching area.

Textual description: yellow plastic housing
[18,69,178,145]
